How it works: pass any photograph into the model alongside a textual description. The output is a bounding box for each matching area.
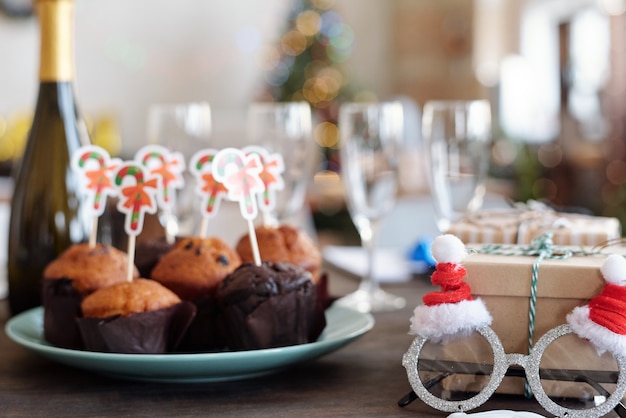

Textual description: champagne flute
[337,101,406,313]
[422,100,492,233]
[146,101,212,239]
[246,101,315,226]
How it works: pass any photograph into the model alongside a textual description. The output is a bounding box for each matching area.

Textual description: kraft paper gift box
[433,243,626,397]
[447,207,621,246]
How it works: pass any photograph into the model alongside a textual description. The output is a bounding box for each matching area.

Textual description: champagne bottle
[8,0,90,315]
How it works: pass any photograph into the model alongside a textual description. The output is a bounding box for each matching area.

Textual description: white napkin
[322,245,422,283]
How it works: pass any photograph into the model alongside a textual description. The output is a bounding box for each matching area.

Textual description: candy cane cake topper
[211,147,265,220]
[71,145,121,217]
[189,148,228,238]
[243,146,285,214]
[114,162,159,237]
[189,148,228,218]
[114,162,159,281]
[134,144,185,211]
[71,144,121,247]
[212,147,265,266]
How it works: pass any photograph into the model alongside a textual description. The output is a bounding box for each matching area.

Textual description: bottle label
[38,0,74,82]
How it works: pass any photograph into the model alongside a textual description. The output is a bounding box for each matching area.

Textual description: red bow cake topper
[409,234,492,343]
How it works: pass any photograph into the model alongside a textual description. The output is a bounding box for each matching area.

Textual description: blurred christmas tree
[260,0,361,172]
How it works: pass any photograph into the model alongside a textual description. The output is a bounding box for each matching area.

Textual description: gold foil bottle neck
[37,0,74,82]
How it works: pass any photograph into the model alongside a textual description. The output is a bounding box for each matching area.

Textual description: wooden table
[0,265,558,417]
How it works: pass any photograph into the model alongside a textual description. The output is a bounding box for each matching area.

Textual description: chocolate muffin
[42,243,139,349]
[77,278,196,354]
[216,261,321,350]
[150,237,242,351]
[236,225,322,282]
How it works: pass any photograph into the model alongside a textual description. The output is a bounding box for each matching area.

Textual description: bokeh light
[280,30,309,56]
[298,62,343,106]
[296,10,321,37]
[311,0,335,11]
[319,11,344,38]
[264,60,291,87]
[491,139,518,166]
[314,121,339,148]
[302,77,328,104]
[537,143,562,168]
[606,159,626,185]
[327,24,354,61]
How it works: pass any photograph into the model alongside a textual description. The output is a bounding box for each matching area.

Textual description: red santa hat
[423,234,472,306]
[409,234,492,343]
[567,254,626,356]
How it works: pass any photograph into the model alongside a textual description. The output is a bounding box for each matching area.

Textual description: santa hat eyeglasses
[568,253,626,357]
[409,234,492,343]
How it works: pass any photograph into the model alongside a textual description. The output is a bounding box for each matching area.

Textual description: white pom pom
[431,234,467,264]
[601,254,626,286]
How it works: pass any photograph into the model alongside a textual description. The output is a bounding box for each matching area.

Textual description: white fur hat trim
[567,305,626,357]
[409,298,493,343]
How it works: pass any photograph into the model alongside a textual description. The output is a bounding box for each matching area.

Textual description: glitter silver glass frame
[402,324,626,417]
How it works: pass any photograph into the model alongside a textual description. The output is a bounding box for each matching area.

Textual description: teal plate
[5,305,374,383]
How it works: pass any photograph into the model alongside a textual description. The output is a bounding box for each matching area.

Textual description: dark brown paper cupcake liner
[134,237,177,278]
[42,278,84,349]
[175,295,226,353]
[220,289,317,351]
[310,272,333,342]
[77,301,196,354]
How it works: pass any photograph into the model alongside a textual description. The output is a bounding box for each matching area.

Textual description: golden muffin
[81,278,181,318]
[78,278,196,354]
[42,243,140,349]
[44,243,139,294]
[151,237,241,300]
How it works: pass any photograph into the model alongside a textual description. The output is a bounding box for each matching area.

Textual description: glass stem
[359,220,380,294]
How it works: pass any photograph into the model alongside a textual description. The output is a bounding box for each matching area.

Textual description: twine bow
[478,232,577,397]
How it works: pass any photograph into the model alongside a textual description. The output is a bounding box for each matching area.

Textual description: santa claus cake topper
[409,234,492,342]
